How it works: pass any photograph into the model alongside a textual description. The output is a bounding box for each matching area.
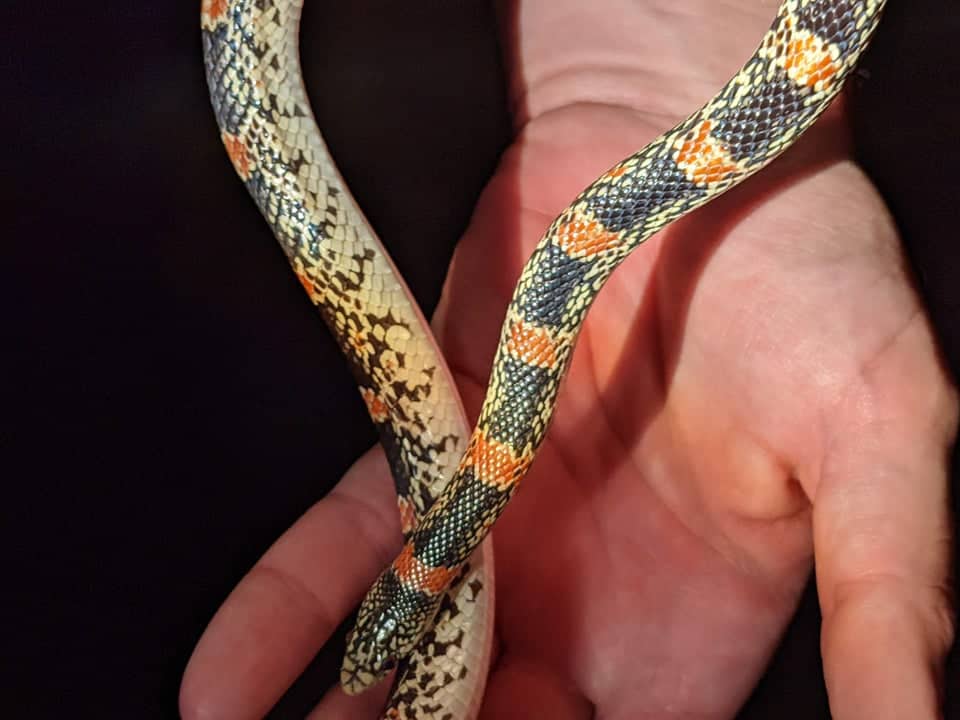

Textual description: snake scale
[201,0,886,717]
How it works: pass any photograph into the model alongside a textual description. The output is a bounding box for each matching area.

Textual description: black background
[3,1,958,718]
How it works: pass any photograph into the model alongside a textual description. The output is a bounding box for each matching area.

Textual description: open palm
[181,2,955,719]
[435,95,953,717]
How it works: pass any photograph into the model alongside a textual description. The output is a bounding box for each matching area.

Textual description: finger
[179,449,401,720]
[810,318,957,719]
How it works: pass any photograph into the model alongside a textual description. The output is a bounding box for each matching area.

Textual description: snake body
[202,0,885,717]
[201,1,494,717]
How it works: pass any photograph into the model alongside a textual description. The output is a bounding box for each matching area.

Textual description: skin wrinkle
[514,64,679,131]
[549,99,679,137]
[811,307,926,502]
[823,575,956,701]
[508,112,638,220]
[672,455,806,587]
[253,562,343,638]
[855,308,925,395]
[325,485,404,573]
[711,306,818,529]
[829,572,954,630]
[503,0,774,131]
[816,460,936,566]
[640,391,802,594]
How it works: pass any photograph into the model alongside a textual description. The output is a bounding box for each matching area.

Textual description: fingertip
[178,447,404,720]
[179,662,218,720]
[179,566,333,720]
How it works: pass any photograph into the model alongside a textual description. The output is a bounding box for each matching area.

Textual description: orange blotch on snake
[348,328,370,355]
[295,270,315,297]
[768,15,840,92]
[506,319,559,369]
[397,496,417,535]
[464,430,532,492]
[221,132,251,180]
[673,120,739,187]
[602,164,629,179]
[392,543,458,595]
[201,0,228,23]
[783,34,840,89]
[360,387,389,424]
[555,216,622,258]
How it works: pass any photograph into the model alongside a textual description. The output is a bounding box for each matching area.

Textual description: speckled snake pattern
[201,1,494,718]
[201,1,886,718]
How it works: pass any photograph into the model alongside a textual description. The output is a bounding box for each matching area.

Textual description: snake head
[340,607,400,695]
[340,568,441,694]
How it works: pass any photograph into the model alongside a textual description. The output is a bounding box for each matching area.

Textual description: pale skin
[180,1,957,718]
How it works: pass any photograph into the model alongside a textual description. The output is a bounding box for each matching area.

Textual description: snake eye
[374,613,398,647]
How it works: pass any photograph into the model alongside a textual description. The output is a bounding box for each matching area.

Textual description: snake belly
[341,0,887,699]
[201,1,495,718]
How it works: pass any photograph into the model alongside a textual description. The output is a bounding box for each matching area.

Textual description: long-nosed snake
[201,1,886,717]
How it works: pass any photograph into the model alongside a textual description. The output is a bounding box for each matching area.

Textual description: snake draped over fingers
[201,1,886,718]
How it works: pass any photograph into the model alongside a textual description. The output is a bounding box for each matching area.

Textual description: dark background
[3,1,957,717]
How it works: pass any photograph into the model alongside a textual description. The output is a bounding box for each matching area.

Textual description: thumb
[810,317,956,719]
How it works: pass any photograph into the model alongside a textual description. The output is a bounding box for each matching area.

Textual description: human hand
[181,2,956,718]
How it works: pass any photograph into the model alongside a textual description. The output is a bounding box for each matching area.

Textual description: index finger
[179,448,402,720]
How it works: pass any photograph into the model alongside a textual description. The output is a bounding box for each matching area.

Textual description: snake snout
[340,647,396,695]
[340,605,402,694]
[340,637,398,694]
